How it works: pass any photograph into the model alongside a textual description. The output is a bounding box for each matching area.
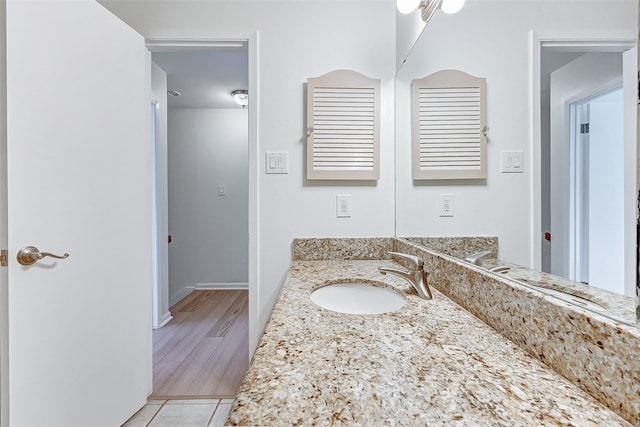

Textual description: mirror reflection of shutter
[306,70,380,180]
[411,70,487,180]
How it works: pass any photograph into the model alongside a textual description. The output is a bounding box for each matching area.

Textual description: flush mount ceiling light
[397,0,465,22]
[167,90,181,97]
[231,89,249,108]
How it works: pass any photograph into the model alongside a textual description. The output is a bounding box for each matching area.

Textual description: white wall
[395,0,636,268]
[540,51,584,273]
[167,108,248,304]
[100,0,396,350]
[396,8,425,71]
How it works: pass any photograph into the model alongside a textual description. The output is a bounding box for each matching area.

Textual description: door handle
[17,246,69,266]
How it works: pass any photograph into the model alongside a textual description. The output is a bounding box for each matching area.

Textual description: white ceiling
[152,48,248,109]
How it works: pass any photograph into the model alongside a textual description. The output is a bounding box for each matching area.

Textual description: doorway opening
[569,86,624,289]
[532,32,637,297]
[149,43,250,398]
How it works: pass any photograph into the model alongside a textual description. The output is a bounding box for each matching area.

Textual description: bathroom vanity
[226,238,639,426]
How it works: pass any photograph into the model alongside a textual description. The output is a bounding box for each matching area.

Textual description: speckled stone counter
[402,236,498,261]
[227,260,630,426]
[400,236,635,325]
[480,258,636,325]
[393,238,640,424]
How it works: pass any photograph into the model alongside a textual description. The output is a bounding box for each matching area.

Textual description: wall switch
[440,194,454,217]
[218,184,226,196]
[501,151,524,173]
[336,194,352,218]
[265,151,289,174]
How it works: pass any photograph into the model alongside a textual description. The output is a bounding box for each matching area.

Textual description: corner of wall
[395,9,426,71]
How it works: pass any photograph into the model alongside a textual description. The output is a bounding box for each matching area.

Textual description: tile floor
[123,399,234,427]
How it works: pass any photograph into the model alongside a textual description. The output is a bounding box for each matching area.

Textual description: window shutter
[307,70,380,180]
[411,70,487,180]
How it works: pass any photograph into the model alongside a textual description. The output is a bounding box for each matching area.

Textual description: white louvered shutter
[307,70,380,180]
[411,70,487,180]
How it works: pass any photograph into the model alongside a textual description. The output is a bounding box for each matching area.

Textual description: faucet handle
[387,251,424,269]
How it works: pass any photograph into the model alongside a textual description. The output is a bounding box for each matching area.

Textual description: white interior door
[588,90,625,293]
[5,1,151,426]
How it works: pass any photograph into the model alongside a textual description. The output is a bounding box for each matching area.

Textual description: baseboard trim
[169,286,195,307]
[153,311,173,329]
[169,283,248,307]
[195,282,249,290]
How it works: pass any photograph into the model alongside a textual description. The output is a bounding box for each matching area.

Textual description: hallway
[150,290,249,399]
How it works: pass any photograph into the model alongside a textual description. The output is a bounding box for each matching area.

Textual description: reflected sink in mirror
[310,282,406,314]
[536,286,606,311]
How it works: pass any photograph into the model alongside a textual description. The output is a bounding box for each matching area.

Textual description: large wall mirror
[395,0,638,326]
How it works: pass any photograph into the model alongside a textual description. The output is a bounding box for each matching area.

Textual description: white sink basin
[310,282,405,314]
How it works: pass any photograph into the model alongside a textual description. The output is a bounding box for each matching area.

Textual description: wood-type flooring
[150,290,249,399]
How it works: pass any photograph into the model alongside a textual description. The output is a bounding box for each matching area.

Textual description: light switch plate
[265,151,289,174]
[501,151,524,173]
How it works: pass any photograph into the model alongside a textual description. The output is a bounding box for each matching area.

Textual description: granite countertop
[480,258,637,325]
[226,260,631,426]
[402,235,636,325]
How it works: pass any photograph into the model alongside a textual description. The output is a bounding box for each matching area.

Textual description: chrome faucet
[464,250,493,266]
[379,252,433,300]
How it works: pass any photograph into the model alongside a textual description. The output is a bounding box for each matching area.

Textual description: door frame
[149,96,167,329]
[0,1,7,425]
[570,100,590,283]
[146,37,259,354]
[529,30,636,281]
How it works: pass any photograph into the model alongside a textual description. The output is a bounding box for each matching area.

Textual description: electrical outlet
[440,194,454,217]
[336,194,352,218]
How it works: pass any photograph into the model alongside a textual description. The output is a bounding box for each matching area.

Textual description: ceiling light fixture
[231,89,249,108]
[440,0,466,14]
[397,0,465,23]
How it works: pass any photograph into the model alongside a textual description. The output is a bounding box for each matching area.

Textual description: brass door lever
[17,246,69,266]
